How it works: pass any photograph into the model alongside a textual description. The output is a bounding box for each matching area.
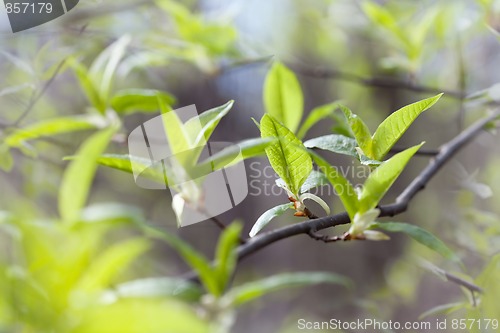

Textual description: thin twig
[13,59,67,126]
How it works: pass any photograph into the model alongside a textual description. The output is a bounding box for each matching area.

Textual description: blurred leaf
[76,238,150,292]
[419,302,466,320]
[145,227,219,296]
[297,102,339,139]
[341,105,373,157]
[300,170,329,193]
[93,154,165,183]
[264,62,303,133]
[89,36,131,106]
[5,115,104,148]
[111,89,176,115]
[59,126,117,222]
[304,134,358,158]
[310,152,359,219]
[79,203,145,226]
[199,137,273,170]
[358,143,423,212]
[71,299,209,333]
[475,254,500,319]
[184,100,234,149]
[113,277,204,302]
[373,222,458,261]
[224,272,351,307]
[0,143,13,172]
[371,94,442,160]
[249,203,292,238]
[215,222,242,292]
[260,114,312,196]
[68,57,106,113]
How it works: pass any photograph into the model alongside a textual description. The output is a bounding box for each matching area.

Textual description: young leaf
[5,115,103,147]
[263,62,303,133]
[144,227,219,296]
[309,152,359,219]
[184,101,234,148]
[341,106,373,157]
[260,114,312,196]
[358,143,423,212]
[68,58,106,113]
[297,102,339,139]
[304,134,358,158]
[372,222,458,261]
[223,272,351,307]
[111,89,176,114]
[214,222,243,292]
[59,126,117,222]
[371,94,442,160]
[249,203,293,237]
[198,137,274,170]
[419,302,466,320]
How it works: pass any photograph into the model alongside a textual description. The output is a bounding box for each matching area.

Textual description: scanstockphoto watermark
[247,160,370,197]
[2,0,80,32]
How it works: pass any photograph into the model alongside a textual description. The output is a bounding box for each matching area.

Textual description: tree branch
[182,109,499,282]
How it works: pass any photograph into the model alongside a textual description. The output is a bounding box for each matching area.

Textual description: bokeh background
[1,0,500,332]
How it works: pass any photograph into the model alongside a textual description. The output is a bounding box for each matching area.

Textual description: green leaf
[5,115,103,147]
[89,36,131,106]
[111,89,176,114]
[71,299,209,333]
[358,143,423,212]
[0,144,13,172]
[300,170,329,193]
[68,58,106,113]
[76,238,150,292]
[198,137,274,170]
[79,203,145,226]
[114,277,204,302]
[260,114,312,196]
[373,222,458,261]
[59,126,117,222]
[223,272,351,307]
[297,102,339,139]
[371,94,442,160]
[310,151,359,220]
[341,105,373,157]
[304,134,358,158]
[263,62,303,133]
[249,203,293,237]
[184,100,234,148]
[214,222,242,292]
[144,227,219,296]
[419,302,466,320]
[93,154,166,183]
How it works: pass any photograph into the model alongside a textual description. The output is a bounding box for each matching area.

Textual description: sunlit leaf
[249,203,292,237]
[371,94,442,160]
[264,62,303,133]
[341,105,373,157]
[113,277,204,302]
[59,126,117,222]
[5,115,104,147]
[214,222,242,292]
[111,89,176,114]
[358,143,423,212]
[260,114,312,196]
